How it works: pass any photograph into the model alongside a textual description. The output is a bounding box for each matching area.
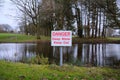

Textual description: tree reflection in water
[0,43,120,67]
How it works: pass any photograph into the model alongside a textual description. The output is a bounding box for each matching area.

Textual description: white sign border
[51,31,72,46]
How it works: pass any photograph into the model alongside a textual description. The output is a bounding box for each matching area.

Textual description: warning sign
[51,31,72,46]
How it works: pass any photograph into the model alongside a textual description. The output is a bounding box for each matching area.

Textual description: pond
[0,43,120,67]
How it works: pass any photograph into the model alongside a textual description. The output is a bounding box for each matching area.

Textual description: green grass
[0,61,120,80]
[0,33,50,42]
[107,37,120,40]
[0,33,120,43]
[73,37,120,43]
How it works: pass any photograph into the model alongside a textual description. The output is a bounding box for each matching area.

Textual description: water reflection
[0,43,120,67]
[0,43,36,62]
[81,44,120,67]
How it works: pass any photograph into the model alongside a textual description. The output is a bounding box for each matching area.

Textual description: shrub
[29,54,49,65]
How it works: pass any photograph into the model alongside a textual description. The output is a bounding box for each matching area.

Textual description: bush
[29,54,49,65]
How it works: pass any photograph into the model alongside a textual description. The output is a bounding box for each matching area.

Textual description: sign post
[51,31,72,66]
[60,47,63,66]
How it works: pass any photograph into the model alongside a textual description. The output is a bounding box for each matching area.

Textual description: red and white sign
[51,31,72,46]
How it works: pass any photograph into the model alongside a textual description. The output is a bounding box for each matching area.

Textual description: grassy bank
[0,61,120,80]
[0,33,120,43]
[0,33,50,42]
[73,37,120,43]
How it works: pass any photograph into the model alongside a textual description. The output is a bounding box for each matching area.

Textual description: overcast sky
[0,0,120,29]
[0,0,18,29]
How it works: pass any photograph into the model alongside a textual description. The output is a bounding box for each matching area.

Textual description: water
[0,43,120,67]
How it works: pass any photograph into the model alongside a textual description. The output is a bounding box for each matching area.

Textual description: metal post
[60,46,63,66]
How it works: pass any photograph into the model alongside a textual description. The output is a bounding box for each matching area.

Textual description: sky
[0,0,18,29]
[0,0,120,30]
[117,0,120,7]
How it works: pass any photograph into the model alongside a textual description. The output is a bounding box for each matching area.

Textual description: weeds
[28,54,48,65]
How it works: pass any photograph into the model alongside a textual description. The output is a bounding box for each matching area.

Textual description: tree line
[0,24,13,33]
[11,0,120,39]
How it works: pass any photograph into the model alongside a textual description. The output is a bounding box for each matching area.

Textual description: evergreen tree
[54,0,74,30]
[106,0,120,28]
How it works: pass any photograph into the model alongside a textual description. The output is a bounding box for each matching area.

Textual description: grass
[107,37,120,40]
[73,37,120,43]
[0,33,50,42]
[0,61,120,80]
[0,33,120,43]
[0,60,120,80]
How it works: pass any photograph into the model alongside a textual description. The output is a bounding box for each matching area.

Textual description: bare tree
[11,0,42,39]
[0,24,13,32]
